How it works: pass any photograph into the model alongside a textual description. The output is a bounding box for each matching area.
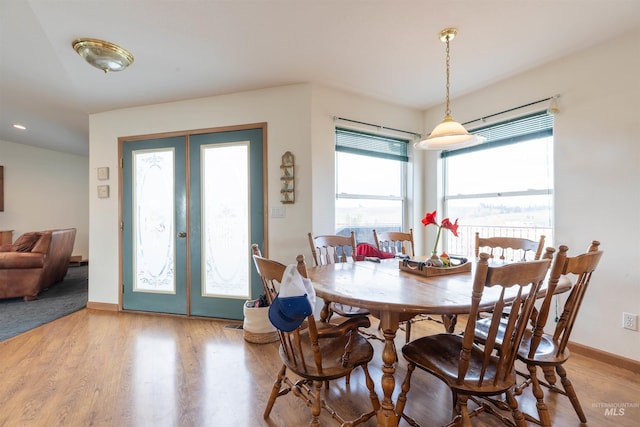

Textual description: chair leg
[310,380,322,427]
[527,364,551,427]
[396,362,414,420]
[361,364,381,412]
[557,364,587,423]
[320,300,333,323]
[541,365,557,388]
[457,393,473,426]
[264,364,287,419]
[505,389,527,427]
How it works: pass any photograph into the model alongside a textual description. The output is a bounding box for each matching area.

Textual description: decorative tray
[399,256,471,277]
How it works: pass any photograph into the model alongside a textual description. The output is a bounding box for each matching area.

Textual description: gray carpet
[0,265,88,341]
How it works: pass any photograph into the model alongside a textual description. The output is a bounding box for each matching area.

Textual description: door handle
[177,232,187,238]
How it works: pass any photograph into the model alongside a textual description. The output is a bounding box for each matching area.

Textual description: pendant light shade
[414,116,482,150]
[416,28,484,150]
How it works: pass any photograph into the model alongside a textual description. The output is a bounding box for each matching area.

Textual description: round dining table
[307,257,570,427]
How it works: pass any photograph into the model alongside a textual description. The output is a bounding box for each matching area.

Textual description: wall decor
[97,166,109,180]
[97,185,110,199]
[280,151,294,204]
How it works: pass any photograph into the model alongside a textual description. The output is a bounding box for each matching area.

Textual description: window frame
[335,127,410,241]
[441,111,554,256]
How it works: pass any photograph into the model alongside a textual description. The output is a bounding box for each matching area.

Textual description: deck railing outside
[337,224,552,260]
[445,225,552,259]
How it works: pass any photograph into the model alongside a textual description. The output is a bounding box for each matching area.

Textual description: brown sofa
[0,228,76,300]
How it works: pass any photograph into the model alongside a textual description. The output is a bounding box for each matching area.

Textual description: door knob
[177,232,187,238]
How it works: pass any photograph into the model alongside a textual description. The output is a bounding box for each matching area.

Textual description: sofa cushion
[0,244,16,252]
[13,232,42,252]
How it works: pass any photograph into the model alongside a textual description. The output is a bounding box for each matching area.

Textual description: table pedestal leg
[377,313,400,427]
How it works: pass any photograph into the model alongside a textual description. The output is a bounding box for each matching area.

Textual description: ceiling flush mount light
[415,28,484,151]
[72,38,134,73]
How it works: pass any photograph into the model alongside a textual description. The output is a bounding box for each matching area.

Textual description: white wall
[309,85,423,243]
[0,140,89,258]
[88,83,421,305]
[89,84,314,304]
[419,28,640,360]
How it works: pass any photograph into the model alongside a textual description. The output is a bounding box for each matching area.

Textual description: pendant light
[415,28,484,150]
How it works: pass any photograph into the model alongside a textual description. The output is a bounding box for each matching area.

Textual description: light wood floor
[1,309,638,427]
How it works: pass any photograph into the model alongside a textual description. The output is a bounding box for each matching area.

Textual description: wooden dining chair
[475,241,603,426]
[308,232,371,322]
[475,232,546,262]
[373,228,415,258]
[372,228,423,343]
[396,252,553,427]
[251,244,380,426]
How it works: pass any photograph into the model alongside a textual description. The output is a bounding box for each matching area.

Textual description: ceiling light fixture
[72,38,134,73]
[13,124,26,130]
[415,28,484,150]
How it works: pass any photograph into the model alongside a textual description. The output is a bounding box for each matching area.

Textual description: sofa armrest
[0,252,45,269]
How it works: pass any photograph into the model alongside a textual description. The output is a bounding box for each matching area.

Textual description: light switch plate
[97,185,110,198]
[270,206,286,218]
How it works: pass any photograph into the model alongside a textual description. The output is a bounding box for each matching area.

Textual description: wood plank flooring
[0,309,638,426]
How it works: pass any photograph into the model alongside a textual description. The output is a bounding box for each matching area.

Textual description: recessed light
[13,124,26,130]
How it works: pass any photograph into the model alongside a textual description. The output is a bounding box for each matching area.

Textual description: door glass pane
[133,149,176,293]
[201,142,250,298]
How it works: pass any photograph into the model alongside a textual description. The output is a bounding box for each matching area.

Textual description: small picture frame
[97,167,109,181]
[280,151,294,204]
[97,185,110,199]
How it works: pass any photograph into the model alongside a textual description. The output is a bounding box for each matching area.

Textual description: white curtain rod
[333,116,422,139]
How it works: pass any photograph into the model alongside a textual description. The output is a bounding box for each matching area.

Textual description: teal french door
[122,127,265,319]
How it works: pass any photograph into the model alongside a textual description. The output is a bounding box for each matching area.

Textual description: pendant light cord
[444,34,452,119]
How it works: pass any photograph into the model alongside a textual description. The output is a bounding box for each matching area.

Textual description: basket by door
[243,301,279,344]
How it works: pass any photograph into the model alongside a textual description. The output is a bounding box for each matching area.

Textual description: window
[335,128,408,244]
[443,112,554,257]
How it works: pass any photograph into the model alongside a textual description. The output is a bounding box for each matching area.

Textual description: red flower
[421,210,438,227]
[422,210,460,258]
[441,218,459,237]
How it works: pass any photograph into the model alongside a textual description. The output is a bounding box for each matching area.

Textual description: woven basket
[243,329,279,344]
[243,303,279,344]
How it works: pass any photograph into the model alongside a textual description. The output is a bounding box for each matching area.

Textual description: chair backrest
[461,253,552,386]
[373,229,415,257]
[251,244,322,373]
[528,240,603,358]
[475,232,545,261]
[308,232,357,266]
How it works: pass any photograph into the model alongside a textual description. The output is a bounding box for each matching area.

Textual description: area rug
[0,265,88,341]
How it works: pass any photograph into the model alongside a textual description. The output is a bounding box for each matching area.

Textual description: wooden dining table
[307,257,570,427]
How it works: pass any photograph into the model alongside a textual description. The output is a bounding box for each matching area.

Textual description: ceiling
[2,1,639,157]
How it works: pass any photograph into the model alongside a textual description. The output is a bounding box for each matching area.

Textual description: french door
[121,126,266,319]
